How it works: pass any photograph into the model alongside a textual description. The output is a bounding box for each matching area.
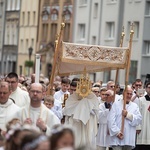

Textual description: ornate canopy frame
[47,22,134,133]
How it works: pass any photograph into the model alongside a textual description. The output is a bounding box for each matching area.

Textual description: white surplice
[14,103,60,135]
[0,99,20,131]
[63,92,99,148]
[136,96,150,144]
[107,99,142,148]
[96,102,110,148]
[9,87,30,107]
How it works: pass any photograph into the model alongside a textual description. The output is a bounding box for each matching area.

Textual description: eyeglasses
[127,93,133,96]
[30,90,42,94]
[0,92,9,95]
[93,91,99,93]
[135,84,142,87]
[6,81,17,84]
[105,94,111,97]
[110,86,115,88]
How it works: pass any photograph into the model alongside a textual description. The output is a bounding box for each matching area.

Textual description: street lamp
[28,47,33,76]
[28,47,33,61]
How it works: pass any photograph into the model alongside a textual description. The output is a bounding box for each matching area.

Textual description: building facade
[73,0,149,84]
[36,0,74,77]
[1,0,21,74]
[17,0,40,75]
[0,0,6,72]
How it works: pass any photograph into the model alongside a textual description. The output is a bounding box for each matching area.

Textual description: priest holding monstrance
[63,71,99,149]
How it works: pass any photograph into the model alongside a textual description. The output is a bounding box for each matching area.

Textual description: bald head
[0,82,10,91]
[30,83,43,91]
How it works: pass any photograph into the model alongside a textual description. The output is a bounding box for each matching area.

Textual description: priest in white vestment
[13,83,60,136]
[63,92,99,148]
[0,82,20,132]
[136,82,150,150]
[6,72,30,107]
[107,86,142,150]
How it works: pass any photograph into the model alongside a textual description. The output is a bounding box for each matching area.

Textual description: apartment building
[1,0,20,74]
[0,0,6,72]
[73,0,149,84]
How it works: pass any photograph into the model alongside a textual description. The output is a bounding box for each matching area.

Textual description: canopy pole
[113,27,125,102]
[47,22,65,95]
[121,23,134,133]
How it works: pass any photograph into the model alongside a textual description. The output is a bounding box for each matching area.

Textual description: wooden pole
[47,22,65,95]
[121,23,134,133]
[113,27,125,102]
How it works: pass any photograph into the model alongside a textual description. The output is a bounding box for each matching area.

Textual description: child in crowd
[43,95,63,120]
[50,125,74,150]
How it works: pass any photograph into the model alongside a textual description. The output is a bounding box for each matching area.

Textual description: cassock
[136,95,150,145]
[96,102,110,148]
[107,99,142,148]
[0,99,20,131]
[9,87,30,107]
[13,103,60,135]
[63,92,99,148]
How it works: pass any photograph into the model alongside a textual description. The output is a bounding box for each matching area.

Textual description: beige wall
[17,0,39,75]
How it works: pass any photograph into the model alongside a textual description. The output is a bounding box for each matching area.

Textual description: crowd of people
[0,72,149,150]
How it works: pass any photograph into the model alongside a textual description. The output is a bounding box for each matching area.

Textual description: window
[51,9,58,21]
[129,61,138,83]
[27,12,30,25]
[33,11,36,25]
[26,39,28,52]
[78,24,85,40]
[42,24,48,42]
[20,39,23,52]
[12,0,15,10]
[16,0,20,10]
[63,23,70,42]
[31,39,34,48]
[106,22,115,39]
[50,23,57,42]
[143,41,150,55]
[93,3,98,18]
[79,0,87,6]
[92,36,96,45]
[7,0,11,10]
[134,22,139,39]
[103,71,111,83]
[145,1,150,16]
[42,10,49,21]
[22,12,25,25]
[127,21,139,39]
